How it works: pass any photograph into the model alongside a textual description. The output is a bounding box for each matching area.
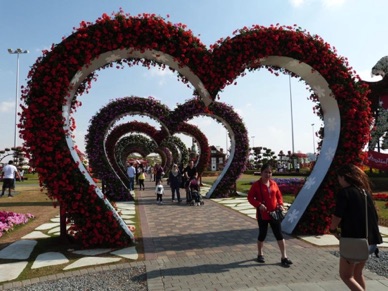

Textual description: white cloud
[289,0,306,7]
[142,66,174,86]
[0,101,14,113]
[322,0,347,8]
[147,66,174,78]
[289,0,347,8]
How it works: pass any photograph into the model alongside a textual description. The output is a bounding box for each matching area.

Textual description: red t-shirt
[247,179,283,220]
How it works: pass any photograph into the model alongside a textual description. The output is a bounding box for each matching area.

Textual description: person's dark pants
[128,177,135,191]
[139,179,145,190]
[1,178,15,196]
[257,219,284,241]
[171,186,181,201]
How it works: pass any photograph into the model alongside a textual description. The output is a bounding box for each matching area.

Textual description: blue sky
[1,0,387,158]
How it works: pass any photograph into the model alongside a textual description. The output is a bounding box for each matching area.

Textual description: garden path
[0,181,387,289]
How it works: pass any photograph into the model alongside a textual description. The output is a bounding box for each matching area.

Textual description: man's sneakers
[257,255,265,263]
[281,257,293,267]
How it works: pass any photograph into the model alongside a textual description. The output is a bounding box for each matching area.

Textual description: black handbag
[269,208,286,222]
[339,189,369,262]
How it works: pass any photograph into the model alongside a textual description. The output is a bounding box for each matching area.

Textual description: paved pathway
[137,183,388,290]
[0,180,387,290]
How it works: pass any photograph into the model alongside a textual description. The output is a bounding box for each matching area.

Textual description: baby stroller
[187,178,204,206]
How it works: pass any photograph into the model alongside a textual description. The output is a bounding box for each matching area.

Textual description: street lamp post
[8,48,29,150]
[311,123,316,156]
[288,75,295,155]
[288,75,296,170]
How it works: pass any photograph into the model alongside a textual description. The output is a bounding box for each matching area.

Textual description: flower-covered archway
[169,136,190,166]
[105,121,163,193]
[111,134,157,189]
[85,97,171,201]
[209,26,371,234]
[170,99,249,197]
[20,12,370,246]
[86,97,211,200]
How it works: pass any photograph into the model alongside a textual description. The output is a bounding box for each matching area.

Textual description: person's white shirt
[155,184,164,195]
[2,164,18,179]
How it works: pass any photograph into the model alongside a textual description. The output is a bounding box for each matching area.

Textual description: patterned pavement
[0,180,387,290]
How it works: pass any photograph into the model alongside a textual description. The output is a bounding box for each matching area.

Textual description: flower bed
[0,211,34,238]
[373,193,388,201]
[273,178,305,196]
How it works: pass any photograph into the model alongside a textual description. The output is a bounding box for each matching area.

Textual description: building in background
[209,146,226,171]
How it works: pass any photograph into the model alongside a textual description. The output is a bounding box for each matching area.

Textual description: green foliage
[250,146,277,169]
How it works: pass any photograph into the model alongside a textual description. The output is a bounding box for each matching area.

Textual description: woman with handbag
[247,163,293,267]
[329,164,382,291]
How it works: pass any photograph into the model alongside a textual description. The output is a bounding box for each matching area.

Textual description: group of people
[248,163,382,290]
[126,160,199,205]
[155,160,199,205]
[126,162,148,191]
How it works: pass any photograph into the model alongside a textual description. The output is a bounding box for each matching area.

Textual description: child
[155,180,164,204]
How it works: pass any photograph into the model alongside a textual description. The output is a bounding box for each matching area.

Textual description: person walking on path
[1,160,21,198]
[329,164,382,291]
[138,164,146,190]
[148,165,153,181]
[247,163,293,267]
[155,180,164,204]
[169,164,182,202]
[126,162,136,191]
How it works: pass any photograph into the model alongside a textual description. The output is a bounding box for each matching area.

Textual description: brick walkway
[137,181,387,290]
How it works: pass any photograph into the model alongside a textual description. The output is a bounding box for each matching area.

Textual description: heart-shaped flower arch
[113,130,189,169]
[108,134,157,195]
[20,12,371,246]
[105,122,162,188]
[90,96,248,198]
[169,98,250,197]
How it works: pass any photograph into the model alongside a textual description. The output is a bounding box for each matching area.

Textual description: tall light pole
[8,48,29,150]
[289,75,296,169]
[288,75,295,155]
[311,123,316,156]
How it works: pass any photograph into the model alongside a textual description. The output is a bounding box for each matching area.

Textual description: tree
[250,146,277,169]
[251,146,263,170]
[262,147,277,167]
